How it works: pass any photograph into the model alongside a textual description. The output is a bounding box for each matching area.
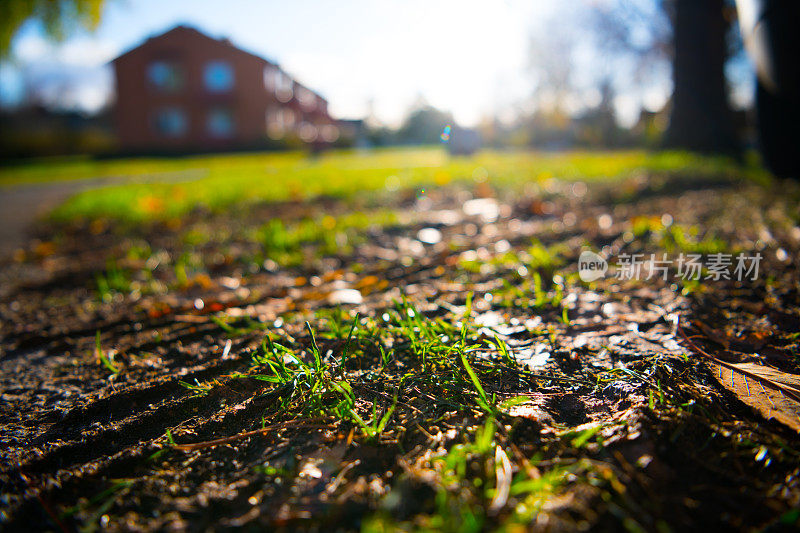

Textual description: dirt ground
[1,172,799,531]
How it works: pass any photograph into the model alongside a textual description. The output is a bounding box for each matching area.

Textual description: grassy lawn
[1,147,768,223]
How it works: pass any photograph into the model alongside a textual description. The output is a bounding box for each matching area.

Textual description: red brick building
[111,25,338,152]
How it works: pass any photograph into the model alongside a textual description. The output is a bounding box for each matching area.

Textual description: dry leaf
[679,323,800,432]
[707,359,800,432]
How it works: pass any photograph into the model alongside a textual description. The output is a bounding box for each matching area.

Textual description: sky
[0,0,753,127]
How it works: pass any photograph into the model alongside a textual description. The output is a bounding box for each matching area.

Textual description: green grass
[94,259,135,302]
[82,205,400,302]
[234,296,532,441]
[252,210,399,266]
[94,330,120,374]
[657,224,731,255]
[0,147,766,224]
[188,294,640,529]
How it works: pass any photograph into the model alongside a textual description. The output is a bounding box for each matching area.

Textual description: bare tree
[662,0,740,155]
[590,0,742,155]
[527,27,576,117]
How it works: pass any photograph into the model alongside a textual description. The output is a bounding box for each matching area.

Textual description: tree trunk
[663,0,741,155]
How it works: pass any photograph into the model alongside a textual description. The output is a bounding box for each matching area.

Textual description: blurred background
[0,0,759,160]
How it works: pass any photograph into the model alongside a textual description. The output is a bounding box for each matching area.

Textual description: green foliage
[60,478,132,532]
[95,259,132,302]
[94,330,119,374]
[178,379,213,397]
[365,417,569,531]
[460,336,494,415]
[255,211,397,266]
[347,389,398,443]
[658,224,729,255]
[395,104,454,145]
[248,320,377,433]
[458,240,566,276]
[1,0,106,57]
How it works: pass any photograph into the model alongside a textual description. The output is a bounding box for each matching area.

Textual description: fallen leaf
[707,359,800,432]
[681,323,800,432]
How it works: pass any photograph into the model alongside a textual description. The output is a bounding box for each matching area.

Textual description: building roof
[111,25,276,67]
[111,24,329,106]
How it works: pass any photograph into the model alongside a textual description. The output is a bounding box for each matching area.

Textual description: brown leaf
[707,359,800,432]
[679,322,800,432]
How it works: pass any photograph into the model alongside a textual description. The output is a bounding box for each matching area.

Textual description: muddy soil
[1,173,799,531]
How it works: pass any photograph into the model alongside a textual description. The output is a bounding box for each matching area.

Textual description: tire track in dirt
[1,325,257,470]
[2,366,312,529]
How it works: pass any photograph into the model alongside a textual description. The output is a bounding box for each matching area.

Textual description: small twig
[170,419,334,451]
[676,322,715,359]
[678,320,742,368]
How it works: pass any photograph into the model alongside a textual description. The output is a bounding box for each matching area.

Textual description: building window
[266,107,295,139]
[153,107,187,137]
[298,121,318,143]
[206,108,235,138]
[264,66,277,90]
[147,61,183,92]
[266,108,282,139]
[297,87,316,110]
[204,61,234,92]
[283,109,296,128]
[275,70,293,103]
[320,124,339,143]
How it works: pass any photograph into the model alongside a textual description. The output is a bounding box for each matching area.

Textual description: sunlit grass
[252,210,399,267]
[0,147,767,224]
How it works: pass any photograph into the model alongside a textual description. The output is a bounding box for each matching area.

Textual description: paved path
[0,180,95,259]
[0,169,206,260]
